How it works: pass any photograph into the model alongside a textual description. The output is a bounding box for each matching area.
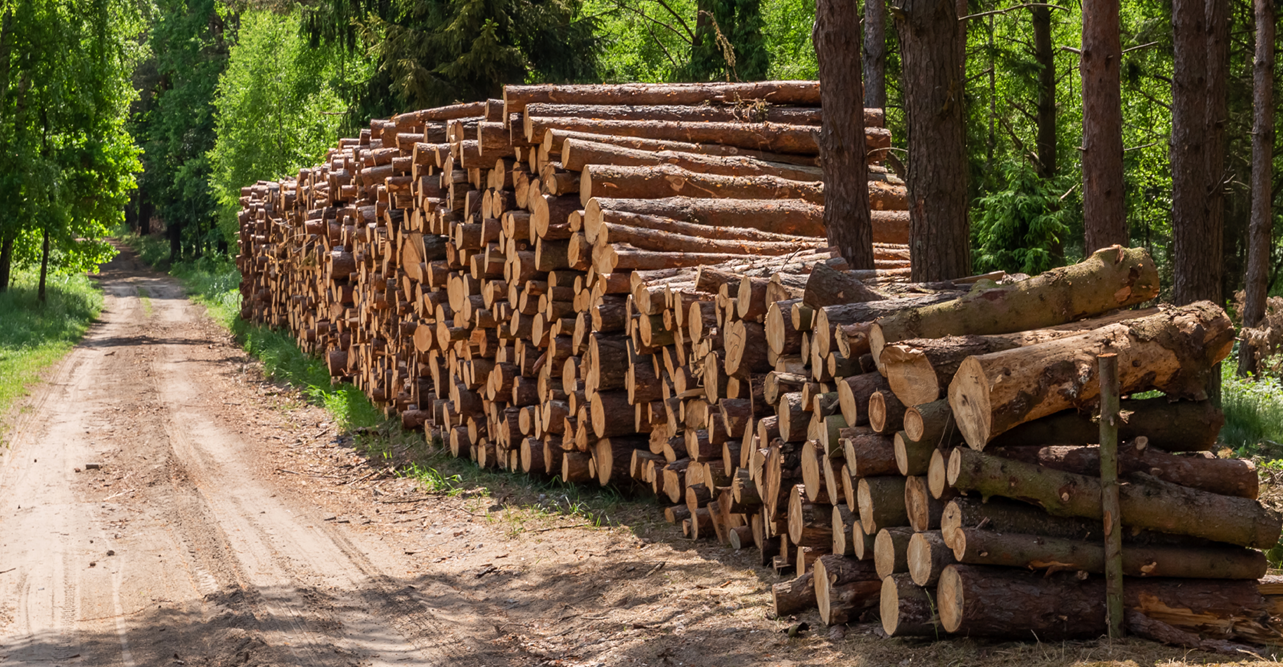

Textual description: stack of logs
[235,81,1283,650]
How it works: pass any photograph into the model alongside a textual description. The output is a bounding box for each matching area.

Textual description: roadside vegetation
[0,268,103,423]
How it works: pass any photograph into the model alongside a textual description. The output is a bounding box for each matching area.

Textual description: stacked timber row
[235,81,1282,649]
[765,245,1283,648]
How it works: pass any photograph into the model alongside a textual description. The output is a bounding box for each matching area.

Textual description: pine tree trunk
[0,232,14,292]
[1171,0,1218,305]
[894,0,970,281]
[1080,0,1126,251]
[814,0,874,269]
[1032,6,1056,179]
[1238,0,1275,376]
[37,227,49,303]
[863,0,887,108]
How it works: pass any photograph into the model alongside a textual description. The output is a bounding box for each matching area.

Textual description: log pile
[234,82,1283,650]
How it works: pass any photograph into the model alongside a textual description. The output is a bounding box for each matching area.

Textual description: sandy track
[0,248,475,666]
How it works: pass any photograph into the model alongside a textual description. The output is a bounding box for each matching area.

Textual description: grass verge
[1223,363,1283,457]
[0,268,103,427]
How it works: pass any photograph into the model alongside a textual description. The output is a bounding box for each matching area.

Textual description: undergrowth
[0,268,103,424]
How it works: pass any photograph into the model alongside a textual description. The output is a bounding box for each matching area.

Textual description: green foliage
[1222,362,1283,454]
[762,0,815,79]
[0,0,142,274]
[303,0,600,116]
[972,160,1073,275]
[0,267,103,421]
[684,0,768,81]
[207,8,372,241]
[132,0,232,257]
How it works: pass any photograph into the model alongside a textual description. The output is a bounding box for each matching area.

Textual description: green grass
[115,230,383,431]
[1222,363,1283,458]
[0,267,103,423]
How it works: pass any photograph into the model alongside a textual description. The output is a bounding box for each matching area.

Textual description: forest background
[0,0,1280,360]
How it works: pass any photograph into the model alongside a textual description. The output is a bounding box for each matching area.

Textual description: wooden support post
[1099,353,1123,639]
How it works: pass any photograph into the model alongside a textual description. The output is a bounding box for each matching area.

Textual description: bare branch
[603,0,694,45]
[1122,41,1160,54]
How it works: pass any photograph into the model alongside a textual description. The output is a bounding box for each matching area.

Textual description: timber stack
[234,81,1283,651]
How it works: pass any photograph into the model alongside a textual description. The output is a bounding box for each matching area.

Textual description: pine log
[851,520,877,560]
[772,572,817,616]
[870,246,1161,370]
[504,82,823,118]
[904,475,944,531]
[563,138,824,182]
[527,117,885,156]
[867,390,906,434]
[947,448,1282,548]
[842,430,898,477]
[907,531,955,586]
[581,164,824,206]
[831,504,857,555]
[543,129,819,166]
[586,196,824,237]
[594,221,826,255]
[858,476,908,535]
[836,372,890,426]
[881,573,941,638]
[873,527,914,579]
[948,302,1235,448]
[814,555,882,625]
[984,397,1223,453]
[938,564,1268,640]
[803,261,887,308]
[989,439,1257,499]
[950,528,1268,579]
[586,208,826,247]
[521,102,854,127]
[881,308,1160,406]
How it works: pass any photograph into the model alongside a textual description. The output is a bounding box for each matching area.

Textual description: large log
[880,308,1159,406]
[907,531,955,586]
[950,528,1268,579]
[946,448,1282,548]
[870,245,1161,370]
[938,564,1268,640]
[990,439,1257,498]
[504,82,823,118]
[880,573,940,637]
[772,572,817,616]
[562,138,827,182]
[983,397,1223,453]
[580,164,824,206]
[586,196,824,237]
[527,117,888,156]
[948,302,1235,448]
[522,101,841,126]
[813,555,882,625]
[542,129,819,166]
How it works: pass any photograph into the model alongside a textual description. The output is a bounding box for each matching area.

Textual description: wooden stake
[1099,352,1123,639]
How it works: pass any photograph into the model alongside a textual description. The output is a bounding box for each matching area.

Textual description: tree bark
[37,227,49,302]
[814,554,882,625]
[864,0,887,109]
[563,138,824,182]
[1238,0,1275,376]
[505,82,822,118]
[585,196,824,237]
[522,102,851,127]
[772,572,817,615]
[814,0,874,269]
[870,245,1160,369]
[881,573,940,637]
[907,530,955,586]
[1171,0,1218,305]
[947,448,1282,548]
[894,0,970,281]
[950,528,1268,579]
[857,476,908,534]
[948,302,1235,448]
[580,164,825,206]
[874,527,913,579]
[988,440,1258,499]
[985,397,1223,453]
[0,232,13,292]
[881,309,1158,407]
[938,564,1267,640]
[1080,0,1126,251]
[1032,6,1057,179]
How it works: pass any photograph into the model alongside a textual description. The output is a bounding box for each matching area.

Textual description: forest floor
[0,245,1278,667]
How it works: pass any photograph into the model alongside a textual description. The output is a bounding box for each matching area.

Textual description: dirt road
[0,247,1243,667]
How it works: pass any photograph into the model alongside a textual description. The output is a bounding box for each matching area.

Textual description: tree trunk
[842,430,897,477]
[870,246,1160,370]
[522,102,851,127]
[814,554,882,625]
[1171,0,1218,306]
[0,232,14,292]
[950,528,1267,579]
[1080,0,1126,251]
[857,476,908,534]
[949,302,1235,448]
[985,397,1223,453]
[563,138,824,182]
[37,227,49,303]
[881,574,940,638]
[864,0,887,109]
[1032,6,1056,179]
[505,81,822,117]
[894,0,970,281]
[814,0,874,269]
[946,448,1282,548]
[532,118,887,156]
[772,572,817,615]
[873,527,913,579]
[1238,0,1275,376]
[938,564,1267,640]
[988,440,1258,498]
[581,164,825,205]
[907,530,955,586]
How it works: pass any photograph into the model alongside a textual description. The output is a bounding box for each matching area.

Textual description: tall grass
[1222,363,1283,457]
[116,231,383,430]
[0,268,103,419]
